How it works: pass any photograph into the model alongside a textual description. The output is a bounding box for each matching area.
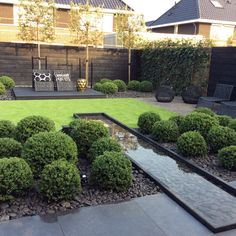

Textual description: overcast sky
[123,0,180,21]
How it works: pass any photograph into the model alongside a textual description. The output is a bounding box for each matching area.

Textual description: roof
[145,20,155,27]
[149,0,236,28]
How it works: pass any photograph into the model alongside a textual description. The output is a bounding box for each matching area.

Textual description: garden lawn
[0,98,174,129]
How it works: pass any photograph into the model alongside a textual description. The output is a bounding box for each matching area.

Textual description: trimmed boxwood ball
[100,78,112,84]
[0,157,33,200]
[0,82,6,95]
[228,119,236,132]
[88,137,122,162]
[139,81,153,92]
[22,132,78,176]
[15,116,55,143]
[0,138,22,157]
[90,151,132,191]
[39,159,81,201]
[113,80,126,92]
[152,120,179,143]
[0,76,15,89]
[193,107,215,117]
[100,82,118,95]
[0,120,16,138]
[138,112,161,134]
[218,146,236,170]
[207,126,236,153]
[179,113,219,137]
[69,119,87,129]
[177,131,207,157]
[127,80,140,91]
[70,120,109,154]
[169,115,184,127]
[93,82,103,91]
[216,115,232,127]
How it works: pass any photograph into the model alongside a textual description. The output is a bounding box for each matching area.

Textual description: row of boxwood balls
[0,116,133,202]
[138,108,236,170]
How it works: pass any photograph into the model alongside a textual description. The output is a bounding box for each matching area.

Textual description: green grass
[0,98,174,129]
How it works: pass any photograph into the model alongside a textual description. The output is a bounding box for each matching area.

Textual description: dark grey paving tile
[0,215,64,236]
[58,200,167,236]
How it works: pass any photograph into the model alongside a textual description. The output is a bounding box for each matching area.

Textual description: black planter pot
[182,85,202,104]
[155,86,175,103]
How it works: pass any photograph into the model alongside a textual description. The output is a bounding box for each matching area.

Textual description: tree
[114,10,146,82]
[18,0,56,69]
[69,0,103,86]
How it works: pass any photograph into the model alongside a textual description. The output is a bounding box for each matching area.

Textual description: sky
[123,0,180,21]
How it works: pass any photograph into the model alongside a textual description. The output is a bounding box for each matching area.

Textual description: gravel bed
[108,91,155,98]
[0,158,161,222]
[0,89,15,100]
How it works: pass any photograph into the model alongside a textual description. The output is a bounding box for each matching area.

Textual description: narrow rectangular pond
[75,113,236,233]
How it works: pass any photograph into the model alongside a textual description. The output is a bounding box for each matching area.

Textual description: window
[0,4,14,24]
[210,0,223,8]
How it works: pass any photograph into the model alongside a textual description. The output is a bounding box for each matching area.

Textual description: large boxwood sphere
[193,107,215,117]
[228,119,236,132]
[70,120,109,154]
[113,80,127,92]
[179,113,219,137]
[39,159,81,201]
[127,80,140,91]
[152,120,179,142]
[0,76,15,89]
[0,157,33,199]
[218,146,236,170]
[177,131,208,157]
[169,115,185,127]
[15,116,55,142]
[100,78,112,84]
[0,82,6,95]
[22,132,78,176]
[139,81,153,92]
[93,82,103,91]
[138,112,161,134]
[216,115,232,127]
[90,151,132,191]
[207,126,236,153]
[0,120,16,138]
[100,82,118,95]
[0,138,22,158]
[88,137,122,162]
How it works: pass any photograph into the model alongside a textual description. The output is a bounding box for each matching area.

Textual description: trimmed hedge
[193,107,215,117]
[0,76,15,89]
[138,112,161,134]
[100,78,112,84]
[113,80,127,92]
[15,116,55,143]
[127,80,140,91]
[90,151,132,191]
[93,82,103,92]
[0,120,16,138]
[177,131,207,157]
[39,159,81,201]
[0,138,22,158]
[218,146,236,170]
[216,115,232,127]
[22,132,78,176]
[100,82,118,95]
[139,81,153,92]
[0,82,6,95]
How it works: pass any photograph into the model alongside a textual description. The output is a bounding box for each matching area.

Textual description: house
[0,0,132,45]
[147,0,236,45]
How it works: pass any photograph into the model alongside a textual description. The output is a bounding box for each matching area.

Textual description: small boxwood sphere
[207,126,236,153]
[228,119,236,132]
[216,115,232,127]
[0,120,16,138]
[22,132,78,176]
[127,80,141,91]
[0,82,6,95]
[15,116,55,143]
[70,120,109,154]
[88,137,122,162]
[218,146,236,170]
[90,151,132,191]
[100,82,118,95]
[0,76,15,89]
[193,107,215,117]
[69,119,87,129]
[113,80,127,92]
[152,120,179,142]
[177,131,208,157]
[139,81,153,92]
[93,82,103,91]
[0,157,33,199]
[179,113,219,137]
[169,115,185,127]
[0,138,22,157]
[39,159,81,201]
[100,78,112,84]
[138,112,161,134]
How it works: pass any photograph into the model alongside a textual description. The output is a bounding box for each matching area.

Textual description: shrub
[0,138,22,157]
[216,115,232,127]
[207,126,236,153]
[218,146,236,170]
[113,80,126,92]
[0,82,6,95]
[100,78,112,84]
[93,82,103,91]
[179,113,219,137]
[169,115,185,127]
[15,116,55,142]
[228,119,236,132]
[138,112,161,134]
[177,131,207,157]
[0,120,16,138]
[152,120,179,142]
[0,76,15,89]
[22,132,78,176]
[0,157,33,200]
[100,82,118,95]
[70,120,109,154]
[90,151,132,191]
[127,80,141,91]
[193,107,215,117]
[69,119,87,129]
[139,81,153,92]
[88,137,122,162]
[39,159,81,201]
